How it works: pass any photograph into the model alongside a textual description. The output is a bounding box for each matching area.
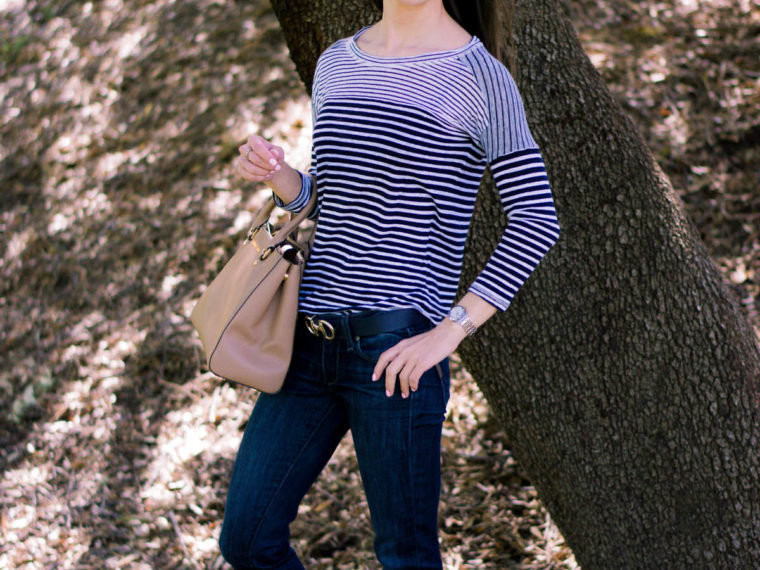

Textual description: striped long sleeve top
[274,25,560,324]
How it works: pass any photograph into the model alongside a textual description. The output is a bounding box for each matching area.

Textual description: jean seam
[245,399,342,565]
[439,360,447,412]
[407,391,423,569]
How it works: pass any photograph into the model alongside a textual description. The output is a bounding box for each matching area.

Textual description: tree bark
[269,0,760,567]
[270,0,379,95]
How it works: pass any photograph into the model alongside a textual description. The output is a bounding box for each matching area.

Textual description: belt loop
[339,314,355,351]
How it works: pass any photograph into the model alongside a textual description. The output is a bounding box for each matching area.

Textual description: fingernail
[275,164,281,171]
[371,373,377,381]
[402,392,408,399]
[386,390,391,397]
[269,158,277,166]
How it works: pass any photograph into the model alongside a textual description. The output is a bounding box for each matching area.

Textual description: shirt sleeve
[272,170,316,219]
[466,57,561,311]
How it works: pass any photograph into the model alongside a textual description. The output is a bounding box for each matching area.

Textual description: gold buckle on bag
[305,315,336,340]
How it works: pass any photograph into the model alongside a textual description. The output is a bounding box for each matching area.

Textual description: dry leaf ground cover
[0,0,757,568]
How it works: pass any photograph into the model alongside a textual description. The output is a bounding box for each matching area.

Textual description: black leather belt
[300,308,430,340]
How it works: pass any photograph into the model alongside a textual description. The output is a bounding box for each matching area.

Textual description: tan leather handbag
[191,187,318,392]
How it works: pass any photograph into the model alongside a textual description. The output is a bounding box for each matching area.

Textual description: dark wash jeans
[219,308,451,569]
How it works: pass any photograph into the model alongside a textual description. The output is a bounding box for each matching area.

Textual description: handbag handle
[248,178,319,248]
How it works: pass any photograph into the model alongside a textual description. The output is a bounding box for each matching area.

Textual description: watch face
[450,305,466,320]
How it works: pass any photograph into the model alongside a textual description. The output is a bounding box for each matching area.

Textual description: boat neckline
[349,25,480,64]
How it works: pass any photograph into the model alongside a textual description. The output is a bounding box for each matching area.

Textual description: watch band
[458,314,478,336]
[449,305,478,336]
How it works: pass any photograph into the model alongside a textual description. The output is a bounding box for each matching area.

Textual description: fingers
[236,145,274,182]
[247,134,280,167]
[268,144,285,163]
[408,366,422,393]
[385,361,421,399]
[385,363,401,398]
[374,340,422,399]
[237,135,285,182]
[237,155,272,179]
[373,339,403,395]
[371,332,440,399]
[238,142,280,171]
[236,156,276,183]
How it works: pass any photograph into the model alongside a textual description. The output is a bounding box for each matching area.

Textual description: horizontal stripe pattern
[274,27,560,323]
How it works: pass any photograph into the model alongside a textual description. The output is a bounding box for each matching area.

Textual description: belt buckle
[305,315,336,340]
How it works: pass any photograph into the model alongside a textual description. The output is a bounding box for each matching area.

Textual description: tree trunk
[269,0,760,567]
[269,0,378,95]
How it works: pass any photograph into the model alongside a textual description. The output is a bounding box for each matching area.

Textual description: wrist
[266,163,301,200]
[265,161,292,186]
[447,304,478,337]
[436,317,468,344]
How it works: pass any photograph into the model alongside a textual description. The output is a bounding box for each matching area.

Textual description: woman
[220,0,560,567]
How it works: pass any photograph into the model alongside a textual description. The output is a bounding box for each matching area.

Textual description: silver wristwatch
[448,305,478,336]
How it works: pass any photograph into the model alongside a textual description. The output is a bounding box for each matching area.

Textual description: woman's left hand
[372,321,466,399]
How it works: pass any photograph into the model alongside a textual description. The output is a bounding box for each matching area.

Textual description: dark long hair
[368,0,515,68]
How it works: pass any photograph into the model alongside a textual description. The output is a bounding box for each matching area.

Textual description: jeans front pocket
[353,317,435,363]
[354,332,405,363]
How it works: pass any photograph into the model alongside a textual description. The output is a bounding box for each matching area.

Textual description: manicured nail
[371,373,377,381]
[386,390,391,397]
[402,392,408,399]
[269,158,277,166]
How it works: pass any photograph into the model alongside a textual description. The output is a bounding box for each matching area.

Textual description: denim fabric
[219,309,451,569]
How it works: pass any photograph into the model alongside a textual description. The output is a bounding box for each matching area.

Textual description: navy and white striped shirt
[274,25,560,324]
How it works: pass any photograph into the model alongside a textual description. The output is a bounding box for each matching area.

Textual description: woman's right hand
[237,134,285,183]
